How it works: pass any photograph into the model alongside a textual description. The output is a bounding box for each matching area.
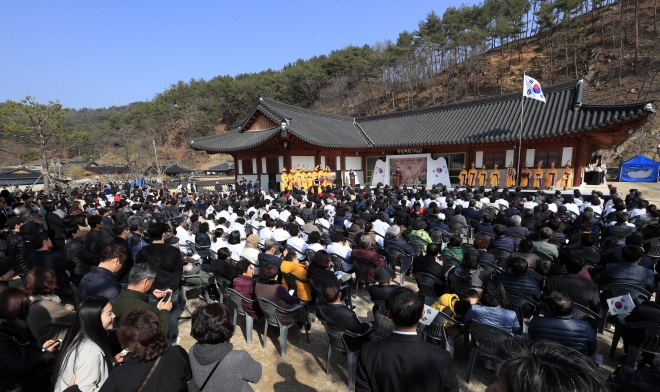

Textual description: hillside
[16,0,659,170]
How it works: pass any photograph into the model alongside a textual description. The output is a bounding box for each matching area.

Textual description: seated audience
[316,280,372,351]
[528,291,597,356]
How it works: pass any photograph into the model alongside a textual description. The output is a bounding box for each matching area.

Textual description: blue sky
[1,0,474,109]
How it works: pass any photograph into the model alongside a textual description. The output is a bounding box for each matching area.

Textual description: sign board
[371,153,451,188]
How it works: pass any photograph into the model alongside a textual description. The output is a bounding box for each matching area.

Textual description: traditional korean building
[191,78,655,190]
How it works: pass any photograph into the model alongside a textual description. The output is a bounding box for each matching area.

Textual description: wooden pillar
[574,137,590,187]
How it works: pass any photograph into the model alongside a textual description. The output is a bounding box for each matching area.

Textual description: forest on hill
[8,0,660,169]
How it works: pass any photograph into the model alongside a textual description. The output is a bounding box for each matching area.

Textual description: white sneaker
[484,359,495,371]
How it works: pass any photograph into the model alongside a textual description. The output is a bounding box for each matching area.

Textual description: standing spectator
[44,201,66,253]
[98,308,192,391]
[0,287,59,392]
[53,296,119,392]
[112,262,172,337]
[5,216,28,276]
[136,222,184,344]
[78,244,127,304]
[189,303,262,391]
[23,268,75,345]
[28,231,76,306]
[64,223,100,286]
[356,287,459,392]
[0,257,14,292]
[84,215,106,257]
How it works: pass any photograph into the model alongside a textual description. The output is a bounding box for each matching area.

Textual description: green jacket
[113,289,170,336]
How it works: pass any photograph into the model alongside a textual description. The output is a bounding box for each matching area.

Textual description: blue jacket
[529,314,597,356]
[78,266,122,304]
[488,236,516,252]
[465,305,521,335]
[384,237,415,271]
[494,272,541,301]
[258,252,282,269]
[597,261,656,293]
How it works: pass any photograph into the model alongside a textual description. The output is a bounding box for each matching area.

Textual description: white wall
[320,156,326,168]
[238,159,243,175]
[345,156,362,170]
[561,147,573,166]
[526,149,535,166]
[291,156,315,169]
[252,158,257,174]
[505,150,515,166]
[278,156,284,172]
[261,158,267,173]
[336,156,341,170]
[475,151,484,167]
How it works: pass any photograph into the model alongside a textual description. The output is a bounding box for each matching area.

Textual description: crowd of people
[0,179,658,391]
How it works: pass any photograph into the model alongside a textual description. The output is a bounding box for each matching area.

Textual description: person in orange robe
[459,165,468,187]
[478,166,488,187]
[560,162,573,190]
[532,163,544,189]
[468,163,478,187]
[545,162,558,189]
[505,164,517,188]
[489,164,500,187]
[520,164,531,188]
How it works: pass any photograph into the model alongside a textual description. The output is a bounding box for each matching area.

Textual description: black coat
[543,274,601,314]
[0,322,55,392]
[356,334,459,392]
[65,237,101,285]
[27,250,76,305]
[5,231,28,275]
[97,346,191,392]
[316,302,370,351]
[85,229,106,256]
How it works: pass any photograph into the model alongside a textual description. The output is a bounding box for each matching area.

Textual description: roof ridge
[357,78,582,123]
[260,98,353,121]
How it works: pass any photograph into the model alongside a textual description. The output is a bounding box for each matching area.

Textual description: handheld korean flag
[523,75,546,103]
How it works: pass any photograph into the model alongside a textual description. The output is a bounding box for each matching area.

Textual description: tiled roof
[164,165,193,174]
[207,161,234,171]
[191,127,280,153]
[191,79,655,153]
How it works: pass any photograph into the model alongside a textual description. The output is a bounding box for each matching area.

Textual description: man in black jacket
[64,223,100,285]
[28,231,76,306]
[109,220,133,283]
[316,280,372,351]
[543,255,601,317]
[136,222,183,343]
[412,242,444,282]
[85,215,105,256]
[356,287,459,392]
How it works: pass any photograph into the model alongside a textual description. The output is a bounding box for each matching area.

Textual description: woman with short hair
[22,267,76,345]
[255,264,308,329]
[189,303,262,391]
[97,308,191,391]
[0,287,59,392]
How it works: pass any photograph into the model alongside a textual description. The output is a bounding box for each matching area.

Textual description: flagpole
[518,71,525,187]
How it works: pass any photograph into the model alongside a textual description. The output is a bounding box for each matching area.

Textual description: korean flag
[523,75,546,103]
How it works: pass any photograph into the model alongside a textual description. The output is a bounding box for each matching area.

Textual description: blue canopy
[619,155,660,182]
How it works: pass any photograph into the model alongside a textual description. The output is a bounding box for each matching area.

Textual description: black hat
[373,266,395,283]
[19,222,40,235]
[5,216,24,229]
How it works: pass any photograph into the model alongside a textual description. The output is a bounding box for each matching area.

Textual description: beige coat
[27,294,75,345]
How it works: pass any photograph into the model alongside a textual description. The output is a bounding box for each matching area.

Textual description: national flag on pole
[523,75,546,103]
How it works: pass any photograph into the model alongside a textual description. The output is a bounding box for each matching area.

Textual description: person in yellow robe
[280,168,289,192]
[505,164,517,188]
[545,162,558,189]
[468,163,478,187]
[313,166,320,186]
[294,166,303,189]
[301,167,309,189]
[520,164,531,188]
[478,166,488,186]
[489,164,500,187]
[560,162,573,190]
[532,163,544,189]
[306,169,314,189]
[458,165,468,187]
[288,168,296,190]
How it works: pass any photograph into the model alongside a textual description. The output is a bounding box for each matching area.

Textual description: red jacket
[232,275,262,319]
[350,248,385,282]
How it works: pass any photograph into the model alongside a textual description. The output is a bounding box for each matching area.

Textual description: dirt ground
[177,181,660,391]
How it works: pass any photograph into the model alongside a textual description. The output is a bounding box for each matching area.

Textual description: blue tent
[619,155,660,182]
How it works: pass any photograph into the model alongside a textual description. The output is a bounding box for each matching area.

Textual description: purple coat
[232,275,262,319]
